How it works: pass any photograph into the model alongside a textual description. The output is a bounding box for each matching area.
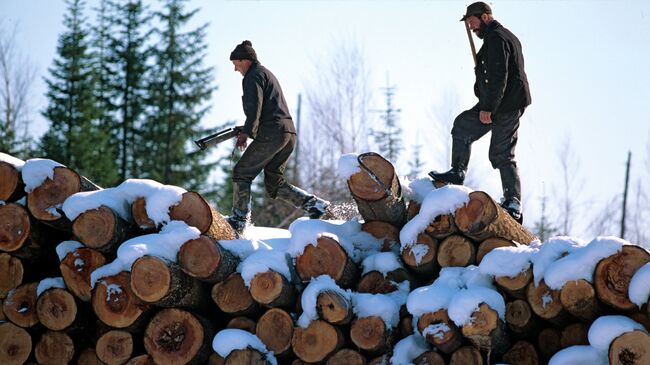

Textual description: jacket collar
[483,19,501,37]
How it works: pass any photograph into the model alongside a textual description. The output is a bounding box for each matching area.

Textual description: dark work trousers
[233,132,296,198]
[451,106,522,170]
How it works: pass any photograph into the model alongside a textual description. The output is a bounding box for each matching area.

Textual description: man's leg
[489,109,523,222]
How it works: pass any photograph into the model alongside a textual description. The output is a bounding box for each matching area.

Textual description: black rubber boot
[499,164,523,223]
[228,182,252,235]
[429,138,470,184]
[276,184,330,219]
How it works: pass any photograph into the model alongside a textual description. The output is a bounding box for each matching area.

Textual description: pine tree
[140,0,216,190]
[408,137,424,179]
[533,190,558,242]
[373,76,402,164]
[40,0,117,186]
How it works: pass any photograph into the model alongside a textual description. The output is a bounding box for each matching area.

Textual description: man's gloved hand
[236,132,249,151]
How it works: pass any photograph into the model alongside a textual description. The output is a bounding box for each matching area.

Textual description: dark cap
[229,40,257,62]
[460,1,492,21]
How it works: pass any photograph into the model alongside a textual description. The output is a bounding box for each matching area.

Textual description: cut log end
[92,272,149,329]
[144,308,211,365]
[417,309,462,354]
[292,320,343,363]
[130,255,171,303]
[179,237,238,283]
[348,154,395,201]
[0,161,24,202]
[0,253,24,299]
[36,287,77,331]
[476,238,517,264]
[502,340,539,365]
[72,206,117,249]
[350,316,393,353]
[361,221,400,251]
[401,233,438,277]
[526,280,566,324]
[326,349,366,365]
[316,290,353,325]
[296,236,357,287]
[250,271,294,307]
[27,166,81,222]
[256,308,294,355]
[559,279,600,322]
[225,349,268,365]
[450,345,483,365]
[437,235,476,267]
[461,303,510,355]
[131,197,156,230]
[3,282,39,328]
[35,330,75,365]
[595,245,650,311]
[0,203,30,252]
[60,247,106,302]
[211,273,257,316]
[96,330,133,365]
[608,330,650,365]
[454,191,496,234]
[0,322,32,365]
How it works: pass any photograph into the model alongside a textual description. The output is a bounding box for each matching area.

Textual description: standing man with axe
[429,2,531,223]
[227,40,330,234]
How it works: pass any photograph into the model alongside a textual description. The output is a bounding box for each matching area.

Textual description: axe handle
[464,20,478,66]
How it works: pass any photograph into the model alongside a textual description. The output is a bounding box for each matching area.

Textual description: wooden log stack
[2,152,650,365]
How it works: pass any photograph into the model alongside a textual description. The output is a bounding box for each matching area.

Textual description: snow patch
[212,329,277,365]
[22,158,64,193]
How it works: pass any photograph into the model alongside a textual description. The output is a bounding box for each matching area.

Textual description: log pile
[2,152,650,365]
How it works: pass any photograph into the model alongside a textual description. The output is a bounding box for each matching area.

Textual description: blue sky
[3,0,649,236]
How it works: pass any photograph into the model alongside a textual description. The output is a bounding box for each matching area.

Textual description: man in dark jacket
[429,2,531,223]
[228,40,329,234]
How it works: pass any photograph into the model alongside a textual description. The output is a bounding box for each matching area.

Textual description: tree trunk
[450,345,483,365]
[0,322,31,365]
[27,166,99,231]
[91,271,151,330]
[3,281,39,328]
[36,287,85,332]
[505,299,540,338]
[417,308,463,354]
[34,330,75,365]
[0,161,25,202]
[0,252,24,299]
[526,280,570,326]
[536,327,562,361]
[461,303,510,356]
[454,191,537,244]
[361,221,400,252]
[144,308,214,365]
[224,349,270,365]
[559,279,602,322]
[250,271,296,309]
[401,233,439,279]
[476,237,517,265]
[59,247,106,302]
[326,349,367,365]
[357,268,411,295]
[96,330,133,365]
[608,330,650,365]
[350,315,396,354]
[226,316,257,333]
[255,308,294,357]
[316,290,353,326]
[170,191,236,241]
[437,235,476,267]
[594,245,650,311]
[178,236,239,283]
[347,152,406,227]
[292,320,344,363]
[211,272,259,316]
[295,236,359,288]
[72,206,134,254]
[560,322,589,348]
[495,268,533,300]
[413,351,445,365]
[502,340,539,365]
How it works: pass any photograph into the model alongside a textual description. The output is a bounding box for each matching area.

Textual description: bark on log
[460,303,510,356]
[316,290,353,326]
[0,253,24,299]
[0,161,25,202]
[0,322,32,365]
[559,279,602,322]
[130,255,207,309]
[36,287,83,332]
[401,233,439,279]
[179,236,239,283]
[502,340,539,365]
[505,299,540,338]
[73,206,134,254]
[60,247,106,302]
[454,191,537,244]
[526,280,570,326]
[170,191,236,240]
[292,320,344,364]
[3,281,39,327]
[560,322,589,348]
[144,308,214,365]
[211,272,259,316]
[537,327,562,361]
[96,330,133,365]
[495,268,533,300]
[35,330,75,365]
[256,308,294,357]
[92,271,151,330]
[417,309,463,354]
[226,316,257,333]
[250,271,296,309]
[350,315,396,354]
[476,238,517,265]
[450,345,483,365]
[357,268,411,295]
[608,330,650,365]
[77,348,105,365]
[413,351,445,365]
[437,235,475,267]
[295,236,359,288]
[27,166,100,231]
[361,221,400,252]
[594,245,650,311]
[326,349,367,365]
[347,152,406,227]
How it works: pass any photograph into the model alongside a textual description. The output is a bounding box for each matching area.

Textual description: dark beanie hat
[229,40,257,61]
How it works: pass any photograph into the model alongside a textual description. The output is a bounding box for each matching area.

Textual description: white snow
[36,277,66,297]
[239,250,292,288]
[337,153,361,180]
[353,292,402,328]
[399,185,471,248]
[587,315,646,352]
[62,188,132,221]
[361,251,402,276]
[543,237,625,290]
[0,152,25,170]
[479,243,537,278]
[389,334,431,365]
[530,236,587,286]
[297,275,352,328]
[423,322,450,340]
[212,329,277,365]
[21,158,64,193]
[628,262,650,307]
[115,179,186,227]
[55,240,84,261]
[447,286,506,326]
[401,177,436,204]
[548,345,608,365]
[90,221,200,287]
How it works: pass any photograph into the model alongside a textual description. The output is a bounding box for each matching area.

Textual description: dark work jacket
[474,20,531,114]
[241,62,296,138]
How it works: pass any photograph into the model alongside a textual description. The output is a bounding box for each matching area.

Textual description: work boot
[500,197,523,224]
[499,164,523,223]
[429,137,470,185]
[226,215,249,235]
[302,196,331,219]
[276,184,330,219]
[229,182,252,235]
[428,167,466,185]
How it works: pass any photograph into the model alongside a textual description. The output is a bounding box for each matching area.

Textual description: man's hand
[236,133,249,151]
[479,111,492,124]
